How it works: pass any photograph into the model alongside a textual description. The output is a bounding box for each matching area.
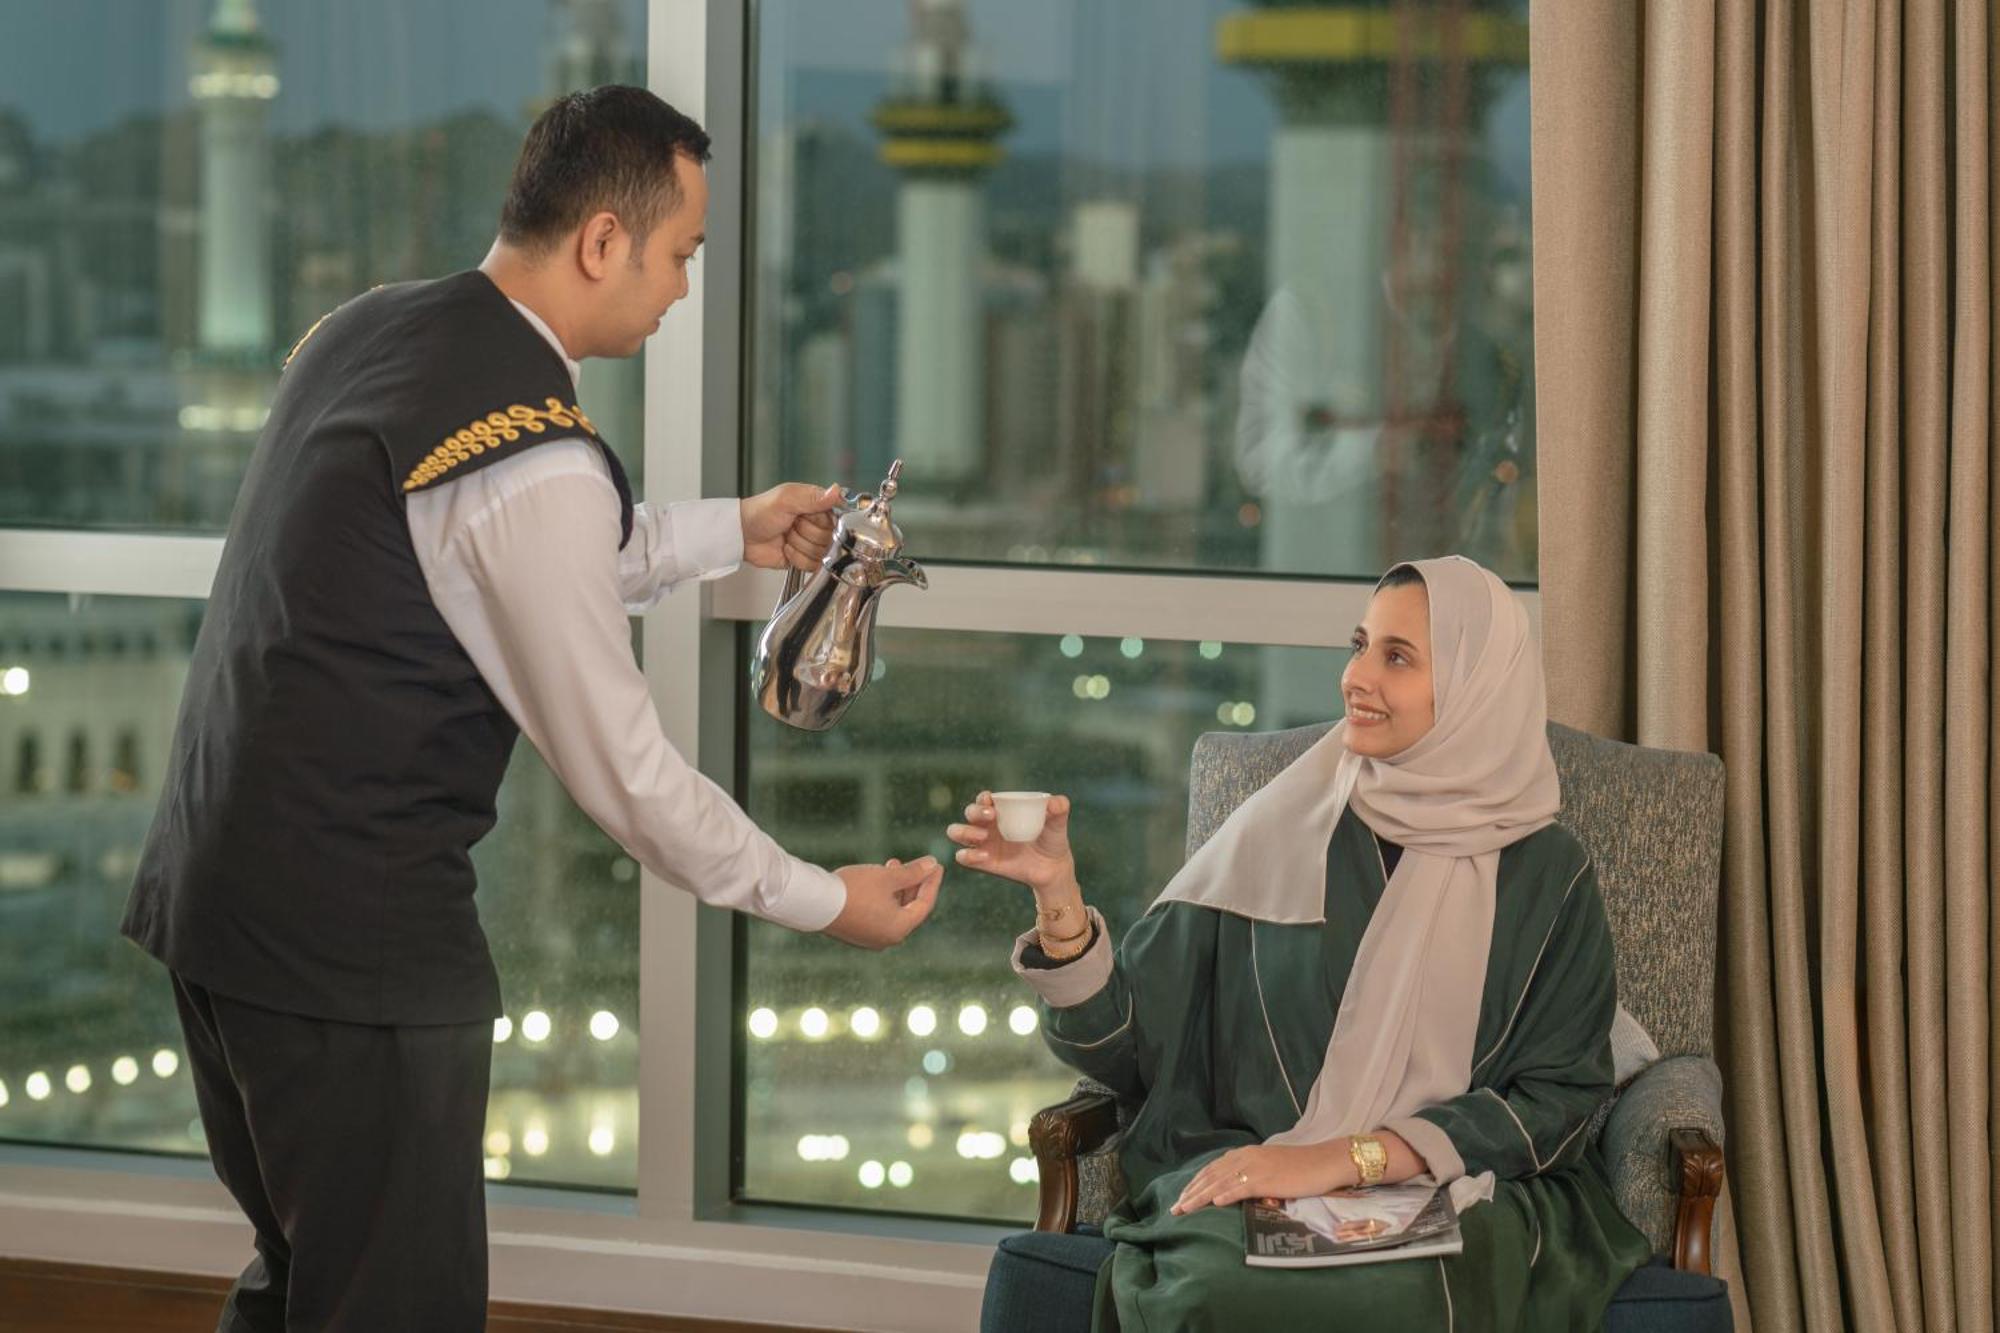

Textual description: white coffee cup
[991,791,1052,843]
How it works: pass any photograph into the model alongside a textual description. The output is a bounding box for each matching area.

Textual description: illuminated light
[25,1072,51,1101]
[1232,702,1257,727]
[797,1136,821,1162]
[849,1006,882,1040]
[871,658,888,682]
[589,1010,620,1042]
[888,1161,914,1188]
[1071,675,1092,700]
[1216,702,1236,725]
[521,1010,551,1043]
[826,1135,850,1161]
[1010,1157,1040,1185]
[1199,641,1224,660]
[588,1125,615,1157]
[1010,1121,1032,1147]
[0,1080,8,1108]
[1088,675,1111,700]
[906,1005,938,1038]
[522,1126,550,1157]
[799,1007,830,1040]
[111,1057,140,1086]
[1120,637,1144,659]
[152,1049,179,1079]
[858,1160,886,1189]
[492,1016,513,1043]
[907,1122,934,1150]
[64,1065,91,1094]
[485,1130,512,1157]
[922,1050,949,1076]
[0,667,27,696]
[1059,634,1084,658]
[748,1007,779,1039]
[956,1004,988,1037]
[483,1156,512,1180]
[1008,1005,1038,1036]
[956,1131,1008,1161]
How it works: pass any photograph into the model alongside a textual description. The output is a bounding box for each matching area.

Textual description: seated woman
[948,556,1651,1332]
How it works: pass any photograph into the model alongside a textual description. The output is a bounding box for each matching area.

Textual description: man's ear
[576,212,621,281]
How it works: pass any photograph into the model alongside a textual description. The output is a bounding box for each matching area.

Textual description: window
[0,0,648,1194]
[0,0,647,532]
[735,0,1534,1224]
[746,0,1535,581]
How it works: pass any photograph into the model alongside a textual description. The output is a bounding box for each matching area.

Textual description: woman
[949,557,1651,1331]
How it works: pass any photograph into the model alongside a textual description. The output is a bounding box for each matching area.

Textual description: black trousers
[171,972,492,1332]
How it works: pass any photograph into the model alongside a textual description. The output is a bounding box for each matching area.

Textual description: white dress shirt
[403,298,846,932]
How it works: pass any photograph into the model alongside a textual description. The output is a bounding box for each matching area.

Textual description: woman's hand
[1170,1142,1357,1215]
[946,792,1076,896]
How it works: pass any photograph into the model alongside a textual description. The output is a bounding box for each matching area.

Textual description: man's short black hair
[499,85,712,255]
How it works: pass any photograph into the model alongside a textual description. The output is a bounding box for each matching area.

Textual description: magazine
[1243,1183,1464,1268]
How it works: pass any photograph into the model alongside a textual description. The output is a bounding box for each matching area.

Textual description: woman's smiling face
[1340,579,1436,759]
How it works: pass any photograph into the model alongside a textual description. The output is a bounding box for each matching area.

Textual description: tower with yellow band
[1215,3,1528,728]
[872,0,1012,487]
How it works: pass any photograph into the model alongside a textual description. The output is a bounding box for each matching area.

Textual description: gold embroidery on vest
[401,398,597,492]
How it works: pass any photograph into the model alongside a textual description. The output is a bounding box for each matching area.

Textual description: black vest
[122,271,633,1025]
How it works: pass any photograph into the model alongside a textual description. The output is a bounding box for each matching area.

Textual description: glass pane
[740,627,1341,1220]
[748,0,1536,582]
[0,0,646,532]
[0,589,639,1191]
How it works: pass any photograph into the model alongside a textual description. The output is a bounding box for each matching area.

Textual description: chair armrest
[1669,1127,1725,1275]
[1602,1055,1726,1271]
[1029,1090,1120,1233]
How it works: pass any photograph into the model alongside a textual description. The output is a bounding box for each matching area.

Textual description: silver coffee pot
[751,460,928,731]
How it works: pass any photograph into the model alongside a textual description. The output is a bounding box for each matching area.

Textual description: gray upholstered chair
[982,722,1732,1333]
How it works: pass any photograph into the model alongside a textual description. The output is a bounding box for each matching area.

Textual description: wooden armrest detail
[1029,1092,1120,1234]
[1669,1127,1725,1276]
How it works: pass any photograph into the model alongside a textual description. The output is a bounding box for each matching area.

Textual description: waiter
[119,86,943,1332]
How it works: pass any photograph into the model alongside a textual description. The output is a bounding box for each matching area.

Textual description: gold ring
[1237,1171,1249,1185]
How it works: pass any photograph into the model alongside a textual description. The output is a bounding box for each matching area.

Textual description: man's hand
[742,482,842,572]
[823,856,944,950]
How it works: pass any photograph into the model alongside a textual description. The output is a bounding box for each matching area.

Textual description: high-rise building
[871,0,1011,489]
[191,0,278,360]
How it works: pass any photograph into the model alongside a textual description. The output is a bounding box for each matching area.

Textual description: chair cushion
[1605,1260,1734,1333]
[979,1234,1731,1333]
[980,1231,1111,1333]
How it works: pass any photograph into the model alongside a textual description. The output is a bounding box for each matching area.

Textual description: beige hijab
[1153,556,1558,1209]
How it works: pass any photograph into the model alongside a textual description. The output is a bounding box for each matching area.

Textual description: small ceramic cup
[991,792,1052,843]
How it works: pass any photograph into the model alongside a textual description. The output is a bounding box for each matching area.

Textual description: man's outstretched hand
[742,483,842,572]
[824,857,943,950]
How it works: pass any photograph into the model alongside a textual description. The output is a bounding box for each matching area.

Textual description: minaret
[1217,4,1525,725]
[872,0,1011,488]
[191,0,278,359]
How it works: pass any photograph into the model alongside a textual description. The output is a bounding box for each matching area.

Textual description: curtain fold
[1532,2,1996,1329]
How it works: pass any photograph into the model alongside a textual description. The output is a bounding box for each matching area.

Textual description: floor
[0,1259,805,1332]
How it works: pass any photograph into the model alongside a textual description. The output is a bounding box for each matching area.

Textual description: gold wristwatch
[1348,1133,1388,1187]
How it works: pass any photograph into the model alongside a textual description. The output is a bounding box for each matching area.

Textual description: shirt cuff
[1010,907,1113,1008]
[762,859,846,933]
[1384,1114,1466,1185]
[672,497,745,580]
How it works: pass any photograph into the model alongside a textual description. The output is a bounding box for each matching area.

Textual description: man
[120,86,943,1332]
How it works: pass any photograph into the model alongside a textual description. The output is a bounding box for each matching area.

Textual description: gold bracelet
[1037,905,1091,959]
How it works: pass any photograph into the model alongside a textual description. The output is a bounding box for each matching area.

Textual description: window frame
[0,2,1536,1324]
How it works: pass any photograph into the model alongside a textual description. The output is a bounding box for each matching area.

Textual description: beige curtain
[1532,2,1996,1331]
